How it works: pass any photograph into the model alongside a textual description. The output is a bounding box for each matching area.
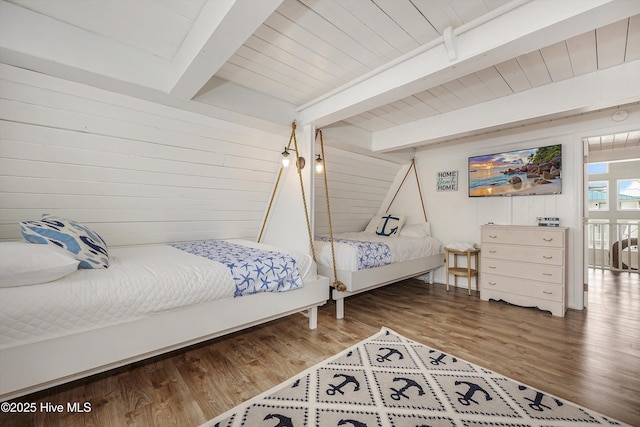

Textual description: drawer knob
[489,282,496,286]
[543,237,553,242]
[543,290,553,295]
[543,255,553,259]
[489,266,496,269]
[543,272,553,276]
[489,235,498,238]
[489,250,497,253]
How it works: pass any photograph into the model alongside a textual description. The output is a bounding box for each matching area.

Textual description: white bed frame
[318,253,444,319]
[0,275,329,401]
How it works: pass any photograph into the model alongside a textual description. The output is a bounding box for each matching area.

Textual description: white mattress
[0,239,316,350]
[314,232,442,271]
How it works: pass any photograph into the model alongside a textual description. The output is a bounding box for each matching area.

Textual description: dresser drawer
[481,258,564,284]
[482,226,564,248]
[482,243,564,266]
[481,274,563,302]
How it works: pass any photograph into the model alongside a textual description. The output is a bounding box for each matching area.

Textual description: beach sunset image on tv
[468,144,562,197]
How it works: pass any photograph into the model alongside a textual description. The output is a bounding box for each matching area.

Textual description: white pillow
[0,242,80,287]
[374,213,406,237]
[364,216,379,233]
[399,222,432,238]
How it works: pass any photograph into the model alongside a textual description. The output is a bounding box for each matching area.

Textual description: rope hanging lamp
[257,122,316,264]
[317,129,346,292]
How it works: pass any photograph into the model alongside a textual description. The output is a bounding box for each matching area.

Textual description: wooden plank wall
[314,145,402,235]
[0,65,287,246]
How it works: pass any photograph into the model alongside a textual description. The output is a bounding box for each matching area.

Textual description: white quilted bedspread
[0,240,315,350]
[314,232,442,271]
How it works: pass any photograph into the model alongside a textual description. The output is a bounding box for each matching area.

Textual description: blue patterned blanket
[171,240,302,297]
[315,236,391,269]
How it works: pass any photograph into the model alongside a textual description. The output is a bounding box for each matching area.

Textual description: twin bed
[0,237,329,401]
[1,213,443,400]
[314,218,445,319]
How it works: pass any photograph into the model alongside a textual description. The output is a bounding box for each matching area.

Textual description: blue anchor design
[454,380,492,406]
[263,413,293,427]
[326,373,360,396]
[376,214,401,236]
[337,420,368,427]
[429,349,457,365]
[376,347,404,363]
[518,385,564,412]
[390,377,425,401]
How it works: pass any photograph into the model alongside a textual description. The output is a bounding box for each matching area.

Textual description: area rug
[202,327,628,427]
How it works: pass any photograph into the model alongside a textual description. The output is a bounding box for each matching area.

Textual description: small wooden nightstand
[445,248,480,296]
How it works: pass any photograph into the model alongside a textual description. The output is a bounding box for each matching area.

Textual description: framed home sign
[437,170,458,191]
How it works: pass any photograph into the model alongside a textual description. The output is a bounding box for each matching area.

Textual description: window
[588,163,608,174]
[588,181,608,211]
[617,179,640,211]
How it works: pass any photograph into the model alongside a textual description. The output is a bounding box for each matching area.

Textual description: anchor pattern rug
[202,328,628,427]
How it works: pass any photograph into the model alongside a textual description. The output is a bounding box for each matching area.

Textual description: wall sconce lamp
[281,147,305,169]
[315,155,323,173]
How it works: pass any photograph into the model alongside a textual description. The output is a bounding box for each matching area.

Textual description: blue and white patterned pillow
[375,213,406,237]
[20,214,110,269]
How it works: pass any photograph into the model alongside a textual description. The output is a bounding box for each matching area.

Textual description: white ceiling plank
[10,0,193,60]
[428,85,466,110]
[401,95,440,117]
[215,63,304,105]
[627,15,640,61]
[596,18,629,69]
[169,0,283,100]
[297,0,640,128]
[540,41,574,82]
[411,0,463,32]
[413,89,454,114]
[516,50,552,87]
[372,0,440,45]
[566,31,598,76]
[495,58,532,93]
[474,66,513,98]
[372,60,640,152]
[442,79,481,106]
[299,0,399,61]
[457,73,495,103]
[262,12,365,78]
[0,1,169,92]
[232,45,325,90]
[335,0,420,54]
[276,0,381,68]
[243,35,340,86]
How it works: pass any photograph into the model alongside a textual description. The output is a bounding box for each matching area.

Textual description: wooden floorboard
[1,270,639,426]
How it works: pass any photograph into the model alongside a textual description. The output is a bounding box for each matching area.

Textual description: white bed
[314,230,444,318]
[0,239,329,401]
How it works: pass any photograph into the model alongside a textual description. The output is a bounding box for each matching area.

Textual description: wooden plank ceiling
[1,0,640,154]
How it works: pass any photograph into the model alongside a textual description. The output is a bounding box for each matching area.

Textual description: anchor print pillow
[374,213,406,237]
[20,214,110,269]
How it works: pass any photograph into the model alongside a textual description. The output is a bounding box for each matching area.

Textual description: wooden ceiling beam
[296,0,640,129]
[371,60,640,152]
[168,0,283,100]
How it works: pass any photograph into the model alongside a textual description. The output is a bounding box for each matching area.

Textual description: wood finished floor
[2,270,639,426]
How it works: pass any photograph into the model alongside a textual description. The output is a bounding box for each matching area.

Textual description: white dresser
[480,225,568,317]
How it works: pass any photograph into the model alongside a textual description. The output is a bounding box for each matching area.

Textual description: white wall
[386,104,640,311]
[0,64,294,247]
[314,146,402,235]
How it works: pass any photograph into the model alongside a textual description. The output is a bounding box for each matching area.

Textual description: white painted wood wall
[314,146,401,236]
[0,65,291,247]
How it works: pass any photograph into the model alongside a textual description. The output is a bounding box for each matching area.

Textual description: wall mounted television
[468,144,562,197]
